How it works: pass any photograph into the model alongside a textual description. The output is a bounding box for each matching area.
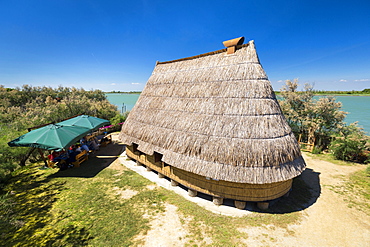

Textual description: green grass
[341,165,370,215]
[0,163,167,246]
[0,157,325,246]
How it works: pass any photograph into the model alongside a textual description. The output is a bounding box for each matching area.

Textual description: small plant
[329,123,369,163]
[311,146,322,154]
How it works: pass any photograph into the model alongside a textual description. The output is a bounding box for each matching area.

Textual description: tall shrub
[329,123,370,163]
[278,79,347,149]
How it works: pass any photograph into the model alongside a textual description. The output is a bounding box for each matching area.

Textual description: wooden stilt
[188,189,197,197]
[234,201,246,209]
[257,202,269,210]
[158,173,165,178]
[146,166,152,171]
[136,160,142,166]
[171,180,179,186]
[212,197,223,206]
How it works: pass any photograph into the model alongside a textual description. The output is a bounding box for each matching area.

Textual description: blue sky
[1,0,369,92]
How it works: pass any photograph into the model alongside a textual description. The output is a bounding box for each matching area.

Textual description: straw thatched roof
[119,38,306,184]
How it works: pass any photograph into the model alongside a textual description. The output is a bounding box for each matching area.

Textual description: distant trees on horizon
[106,90,141,94]
[275,88,370,95]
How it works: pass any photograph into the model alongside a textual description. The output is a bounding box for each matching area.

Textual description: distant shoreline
[105,92,370,96]
[105,92,141,94]
[274,92,370,96]
[105,90,370,96]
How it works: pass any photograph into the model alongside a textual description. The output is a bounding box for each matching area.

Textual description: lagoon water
[334,96,370,134]
[106,93,140,113]
[106,93,370,134]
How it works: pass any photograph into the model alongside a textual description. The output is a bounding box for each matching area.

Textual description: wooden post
[146,166,152,171]
[158,173,165,178]
[136,160,142,166]
[257,202,269,210]
[188,189,197,197]
[171,179,179,186]
[234,201,246,210]
[212,197,223,206]
[19,147,36,166]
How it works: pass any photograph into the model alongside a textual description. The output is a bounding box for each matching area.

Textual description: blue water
[106,93,370,134]
[106,93,140,112]
[333,96,370,134]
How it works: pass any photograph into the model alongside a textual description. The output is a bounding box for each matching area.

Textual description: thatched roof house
[119,37,306,208]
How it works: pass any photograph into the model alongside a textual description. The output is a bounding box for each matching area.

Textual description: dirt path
[117,150,370,246]
[239,153,370,246]
[293,154,369,246]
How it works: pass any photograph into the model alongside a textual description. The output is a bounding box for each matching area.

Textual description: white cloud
[339,79,347,82]
[277,80,283,83]
[131,83,140,85]
[111,83,116,85]
[354,79,370,82]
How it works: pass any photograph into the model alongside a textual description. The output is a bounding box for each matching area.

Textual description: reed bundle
[120,40,306,184]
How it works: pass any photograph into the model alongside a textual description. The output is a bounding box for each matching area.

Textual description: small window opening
[154,151,163,163]
[132,143,139,152]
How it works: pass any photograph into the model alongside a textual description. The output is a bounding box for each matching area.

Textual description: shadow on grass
[49,143,125,179]
[0,166,93,246]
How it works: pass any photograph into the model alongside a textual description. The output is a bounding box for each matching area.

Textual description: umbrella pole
[38,148,48,167]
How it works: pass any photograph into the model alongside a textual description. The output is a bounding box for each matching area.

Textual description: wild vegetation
[0,148,310,246]
[0,83,369,245]
[278,79,369,163]
[329,123,370,163]
[1,143,368,246]
[275,88,370,95]
[311,88,370,95]
[0,85,121,182]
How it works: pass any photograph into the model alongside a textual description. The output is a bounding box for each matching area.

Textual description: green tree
[278,79,346,149]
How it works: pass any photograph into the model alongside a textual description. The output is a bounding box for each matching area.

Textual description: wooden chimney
[222,36,245,54]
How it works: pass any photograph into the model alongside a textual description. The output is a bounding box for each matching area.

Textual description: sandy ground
[111,136,370,247]
[237,154,370,247]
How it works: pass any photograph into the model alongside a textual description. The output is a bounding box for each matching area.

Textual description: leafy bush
[109,111,129,125]
[311,146,322,154]
[329,123,370,163]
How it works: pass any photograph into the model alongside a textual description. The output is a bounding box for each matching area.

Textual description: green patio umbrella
[8,124,91,151]
[59,115,110,131]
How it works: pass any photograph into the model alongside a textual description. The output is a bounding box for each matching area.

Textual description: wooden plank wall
[126,145,292,202]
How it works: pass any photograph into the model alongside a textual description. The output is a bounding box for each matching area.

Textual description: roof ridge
[157,43,249,65]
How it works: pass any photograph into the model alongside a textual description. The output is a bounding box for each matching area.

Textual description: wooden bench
[46,150,88,168]
[47,160,58,168]
[47,153,68,168]
[86,134,98,142]
[72,150,88,167]
[100,135,112,147]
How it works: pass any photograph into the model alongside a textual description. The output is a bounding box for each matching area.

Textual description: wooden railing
[298,134,315,152]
